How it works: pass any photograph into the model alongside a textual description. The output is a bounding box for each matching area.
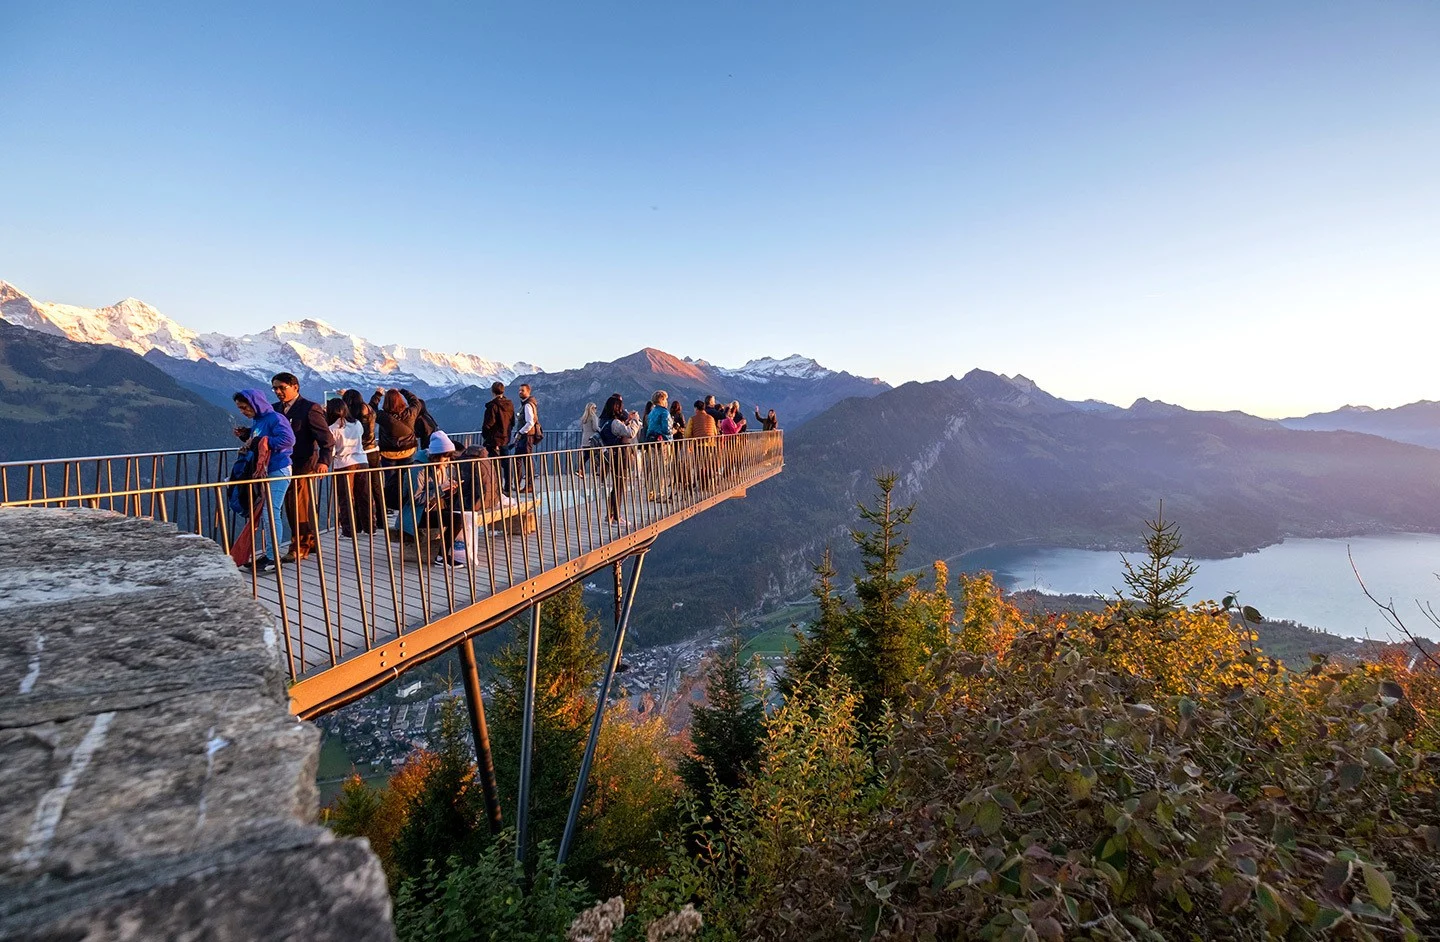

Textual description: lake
[956,533,1440,643]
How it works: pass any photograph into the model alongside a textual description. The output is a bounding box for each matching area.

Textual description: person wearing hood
[233,389,296,570]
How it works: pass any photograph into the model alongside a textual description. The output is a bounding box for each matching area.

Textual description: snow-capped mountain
[194,319,538,390]
[714,354,837,382]
[1,281,209,361]
[0,280,537,390]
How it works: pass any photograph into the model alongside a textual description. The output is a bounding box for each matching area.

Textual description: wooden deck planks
[253,484,631,680]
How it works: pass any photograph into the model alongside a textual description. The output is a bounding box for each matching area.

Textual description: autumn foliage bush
[751,579,1439,941]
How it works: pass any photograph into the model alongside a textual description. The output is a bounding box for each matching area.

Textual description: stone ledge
[0,509,394,941]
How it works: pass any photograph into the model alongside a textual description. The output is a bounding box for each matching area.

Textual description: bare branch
[1348,546,1440,672]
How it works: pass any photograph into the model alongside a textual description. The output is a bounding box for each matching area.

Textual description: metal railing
[0,429,587,507]
[2,431,784,715]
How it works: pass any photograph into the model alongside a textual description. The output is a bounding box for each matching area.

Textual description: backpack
[226,451,260,517]
[523,397,543,442]
[598,418,631,447]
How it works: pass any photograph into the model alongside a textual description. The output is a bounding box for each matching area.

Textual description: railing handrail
[0,429,491,470]
[1,435,754,506]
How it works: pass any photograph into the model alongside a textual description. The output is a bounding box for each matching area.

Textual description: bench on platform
[391,497,542,562]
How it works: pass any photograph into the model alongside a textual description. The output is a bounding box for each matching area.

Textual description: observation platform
[1,430,784,719]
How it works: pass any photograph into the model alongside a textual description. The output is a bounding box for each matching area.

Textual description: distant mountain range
[631,370,1440,640]
[429,347,889,431]
[1280,402,1440,450]
[0,280,884,426]
[0,280,536,399]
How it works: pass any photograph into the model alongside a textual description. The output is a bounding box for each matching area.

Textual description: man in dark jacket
[271,372,333,561]
[482,381,515,491]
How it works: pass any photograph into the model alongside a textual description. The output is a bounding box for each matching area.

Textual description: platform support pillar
[557,552,646,867]
[459,636,502,835]
[515,600,541,863]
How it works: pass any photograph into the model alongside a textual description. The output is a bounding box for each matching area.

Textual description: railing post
[515,600,542,863]
[557,551,645,867]
[458,636,503,834]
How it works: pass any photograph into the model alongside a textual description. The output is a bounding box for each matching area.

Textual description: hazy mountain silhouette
[1281,402,1440,450]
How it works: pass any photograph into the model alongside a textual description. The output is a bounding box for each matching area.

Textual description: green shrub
[393,838,590,942]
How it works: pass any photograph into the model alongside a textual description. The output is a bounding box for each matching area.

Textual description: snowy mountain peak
[717,354,836,382]
[0,280,209,361]
[0,279,536,390]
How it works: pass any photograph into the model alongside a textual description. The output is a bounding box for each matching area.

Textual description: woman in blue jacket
[234,388,296,569]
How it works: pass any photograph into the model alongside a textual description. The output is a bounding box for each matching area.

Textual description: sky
[2,1,1437,417]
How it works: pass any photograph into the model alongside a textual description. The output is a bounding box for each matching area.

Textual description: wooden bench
[389,497,542,563]
[477,497,541,535]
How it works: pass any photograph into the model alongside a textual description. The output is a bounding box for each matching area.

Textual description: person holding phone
[232,389,295,570]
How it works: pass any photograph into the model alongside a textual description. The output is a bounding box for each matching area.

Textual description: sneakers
[433,554,466,568]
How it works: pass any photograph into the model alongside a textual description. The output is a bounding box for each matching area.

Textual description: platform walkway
[1,431,784,717]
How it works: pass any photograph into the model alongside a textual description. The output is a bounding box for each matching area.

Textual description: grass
[316,734,388,805]
[742,623,801,661]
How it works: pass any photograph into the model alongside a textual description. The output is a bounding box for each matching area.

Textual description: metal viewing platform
[4,429,782,860]
[0,431,783,719]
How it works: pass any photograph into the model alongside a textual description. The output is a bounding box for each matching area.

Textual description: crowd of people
[228,373,778,570]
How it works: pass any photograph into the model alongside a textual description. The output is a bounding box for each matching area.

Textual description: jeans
[259,466,292,560]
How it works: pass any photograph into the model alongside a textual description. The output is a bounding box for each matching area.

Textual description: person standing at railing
[271,373,332,562]
[598,394,633,525]
[578,401,599,478]
[730,401,748,434]
[326,398,372,538]
[510,383,541,494]
[232,388,295,571]
[482,382,515,492]
[686,399,718,491]
[703,394,726,423]
[753,406,778,431]
[669,400,686,439]
[644,391,672,501]
[371,387,420,516]
[343,389,384,530]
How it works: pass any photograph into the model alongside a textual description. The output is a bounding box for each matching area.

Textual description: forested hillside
[0,322,233,462]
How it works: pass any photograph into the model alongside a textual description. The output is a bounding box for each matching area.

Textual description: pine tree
[780,549,851,700]
[490,584,604,864]
[680,633,764,812]
[846,473,923,720]
[392,697,485,881]
[1117,502,1198,629]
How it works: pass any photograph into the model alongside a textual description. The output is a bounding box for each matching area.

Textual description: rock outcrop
[0,509,394,941]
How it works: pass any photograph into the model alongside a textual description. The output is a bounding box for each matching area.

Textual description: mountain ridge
[630,370,1440,641]
[0,281,881,421]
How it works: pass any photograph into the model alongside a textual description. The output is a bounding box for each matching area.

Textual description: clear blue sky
[2,1,1437,416]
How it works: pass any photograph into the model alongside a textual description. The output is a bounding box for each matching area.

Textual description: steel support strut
[459,637,502,834]
[612,559,623,630]
[515,601,542,863]
[557,552,646,867]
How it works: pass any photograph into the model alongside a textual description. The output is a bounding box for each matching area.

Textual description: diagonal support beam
[515,600,542,863]
[458,637,502,835]
[557,551,646,867]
